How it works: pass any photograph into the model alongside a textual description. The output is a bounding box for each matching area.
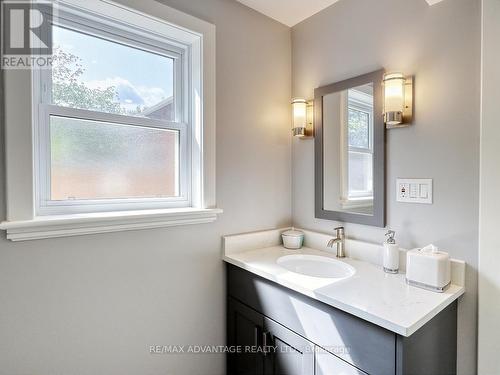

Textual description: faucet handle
[334,226,344,233]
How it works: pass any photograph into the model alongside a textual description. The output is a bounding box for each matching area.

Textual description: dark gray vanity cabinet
[226,264,458,375]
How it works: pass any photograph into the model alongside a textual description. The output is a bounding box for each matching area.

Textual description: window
[341,87,374,204]
[35,6,190,215]
[51,25,177,121]
[0,0,217,240]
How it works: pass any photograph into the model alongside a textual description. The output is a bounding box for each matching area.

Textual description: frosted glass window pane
[348,151,373,197]
[50,116,179,201]
[51,26,175,121]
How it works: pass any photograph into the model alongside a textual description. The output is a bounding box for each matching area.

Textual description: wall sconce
[383,72,413,128]
[292,98,314,138]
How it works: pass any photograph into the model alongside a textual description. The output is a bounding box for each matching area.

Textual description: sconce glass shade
[383,73,405,126]
[292,98,307,137]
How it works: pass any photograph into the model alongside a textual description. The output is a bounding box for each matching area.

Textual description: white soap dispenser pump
[383,230,399,274]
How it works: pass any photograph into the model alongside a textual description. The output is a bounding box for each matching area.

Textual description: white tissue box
[406,246,451,292]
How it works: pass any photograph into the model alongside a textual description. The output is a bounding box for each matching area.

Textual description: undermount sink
[277,254,356,279]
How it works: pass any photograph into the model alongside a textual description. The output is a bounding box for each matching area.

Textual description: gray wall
[0,0,291,374]
[0,0,483,374]
[291,0,480,374]
[478,0,500,373]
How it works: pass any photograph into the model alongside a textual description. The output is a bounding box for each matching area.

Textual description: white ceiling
[236,0,341,27]
[236,0,446,27]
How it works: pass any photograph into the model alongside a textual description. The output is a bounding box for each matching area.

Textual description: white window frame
[340,89,374,207]
[1,0,219,240]
[34,9,192,215]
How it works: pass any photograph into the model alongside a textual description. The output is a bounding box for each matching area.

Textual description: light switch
[419,184,429,199]
[396,179,432,204]
[409,184,419,198]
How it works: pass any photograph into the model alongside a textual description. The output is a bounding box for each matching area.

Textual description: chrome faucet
[327,226,346,258]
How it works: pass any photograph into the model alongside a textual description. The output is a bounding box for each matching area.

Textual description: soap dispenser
[383,230,399,274]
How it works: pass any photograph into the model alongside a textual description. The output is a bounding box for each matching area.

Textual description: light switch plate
[396,178,433,204]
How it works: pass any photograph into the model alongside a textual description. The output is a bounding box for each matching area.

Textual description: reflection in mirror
[323,83,374,215]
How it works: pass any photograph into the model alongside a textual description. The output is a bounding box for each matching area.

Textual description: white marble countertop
[223,228,465,337]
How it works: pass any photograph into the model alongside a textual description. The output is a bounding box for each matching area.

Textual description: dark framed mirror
[314,69,385,227]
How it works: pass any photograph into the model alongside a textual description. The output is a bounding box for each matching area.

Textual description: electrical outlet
[396,179,433,204]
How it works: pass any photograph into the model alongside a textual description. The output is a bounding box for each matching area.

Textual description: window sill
[340,197,374,210]
[0,207,223,241]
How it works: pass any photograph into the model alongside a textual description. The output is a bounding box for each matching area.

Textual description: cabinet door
[228,298,265,375]
[315,347,369,375]
[263,317,315,375]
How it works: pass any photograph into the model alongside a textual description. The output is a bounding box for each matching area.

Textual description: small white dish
[281,229,304,249]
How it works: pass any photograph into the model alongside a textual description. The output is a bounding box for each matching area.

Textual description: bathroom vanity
[223,229,465,375]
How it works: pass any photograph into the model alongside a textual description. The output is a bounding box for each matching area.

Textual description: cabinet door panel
[264,317,314,375]
[316,347,369,375]
[228,298,265,375]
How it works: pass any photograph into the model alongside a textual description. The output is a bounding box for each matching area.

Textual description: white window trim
[339,89,374,205]
[34,8,191,215]
[0,208,223,241]
[1,0,219,241]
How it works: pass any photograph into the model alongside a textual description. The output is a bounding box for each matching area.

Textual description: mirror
[314,70,385,227]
